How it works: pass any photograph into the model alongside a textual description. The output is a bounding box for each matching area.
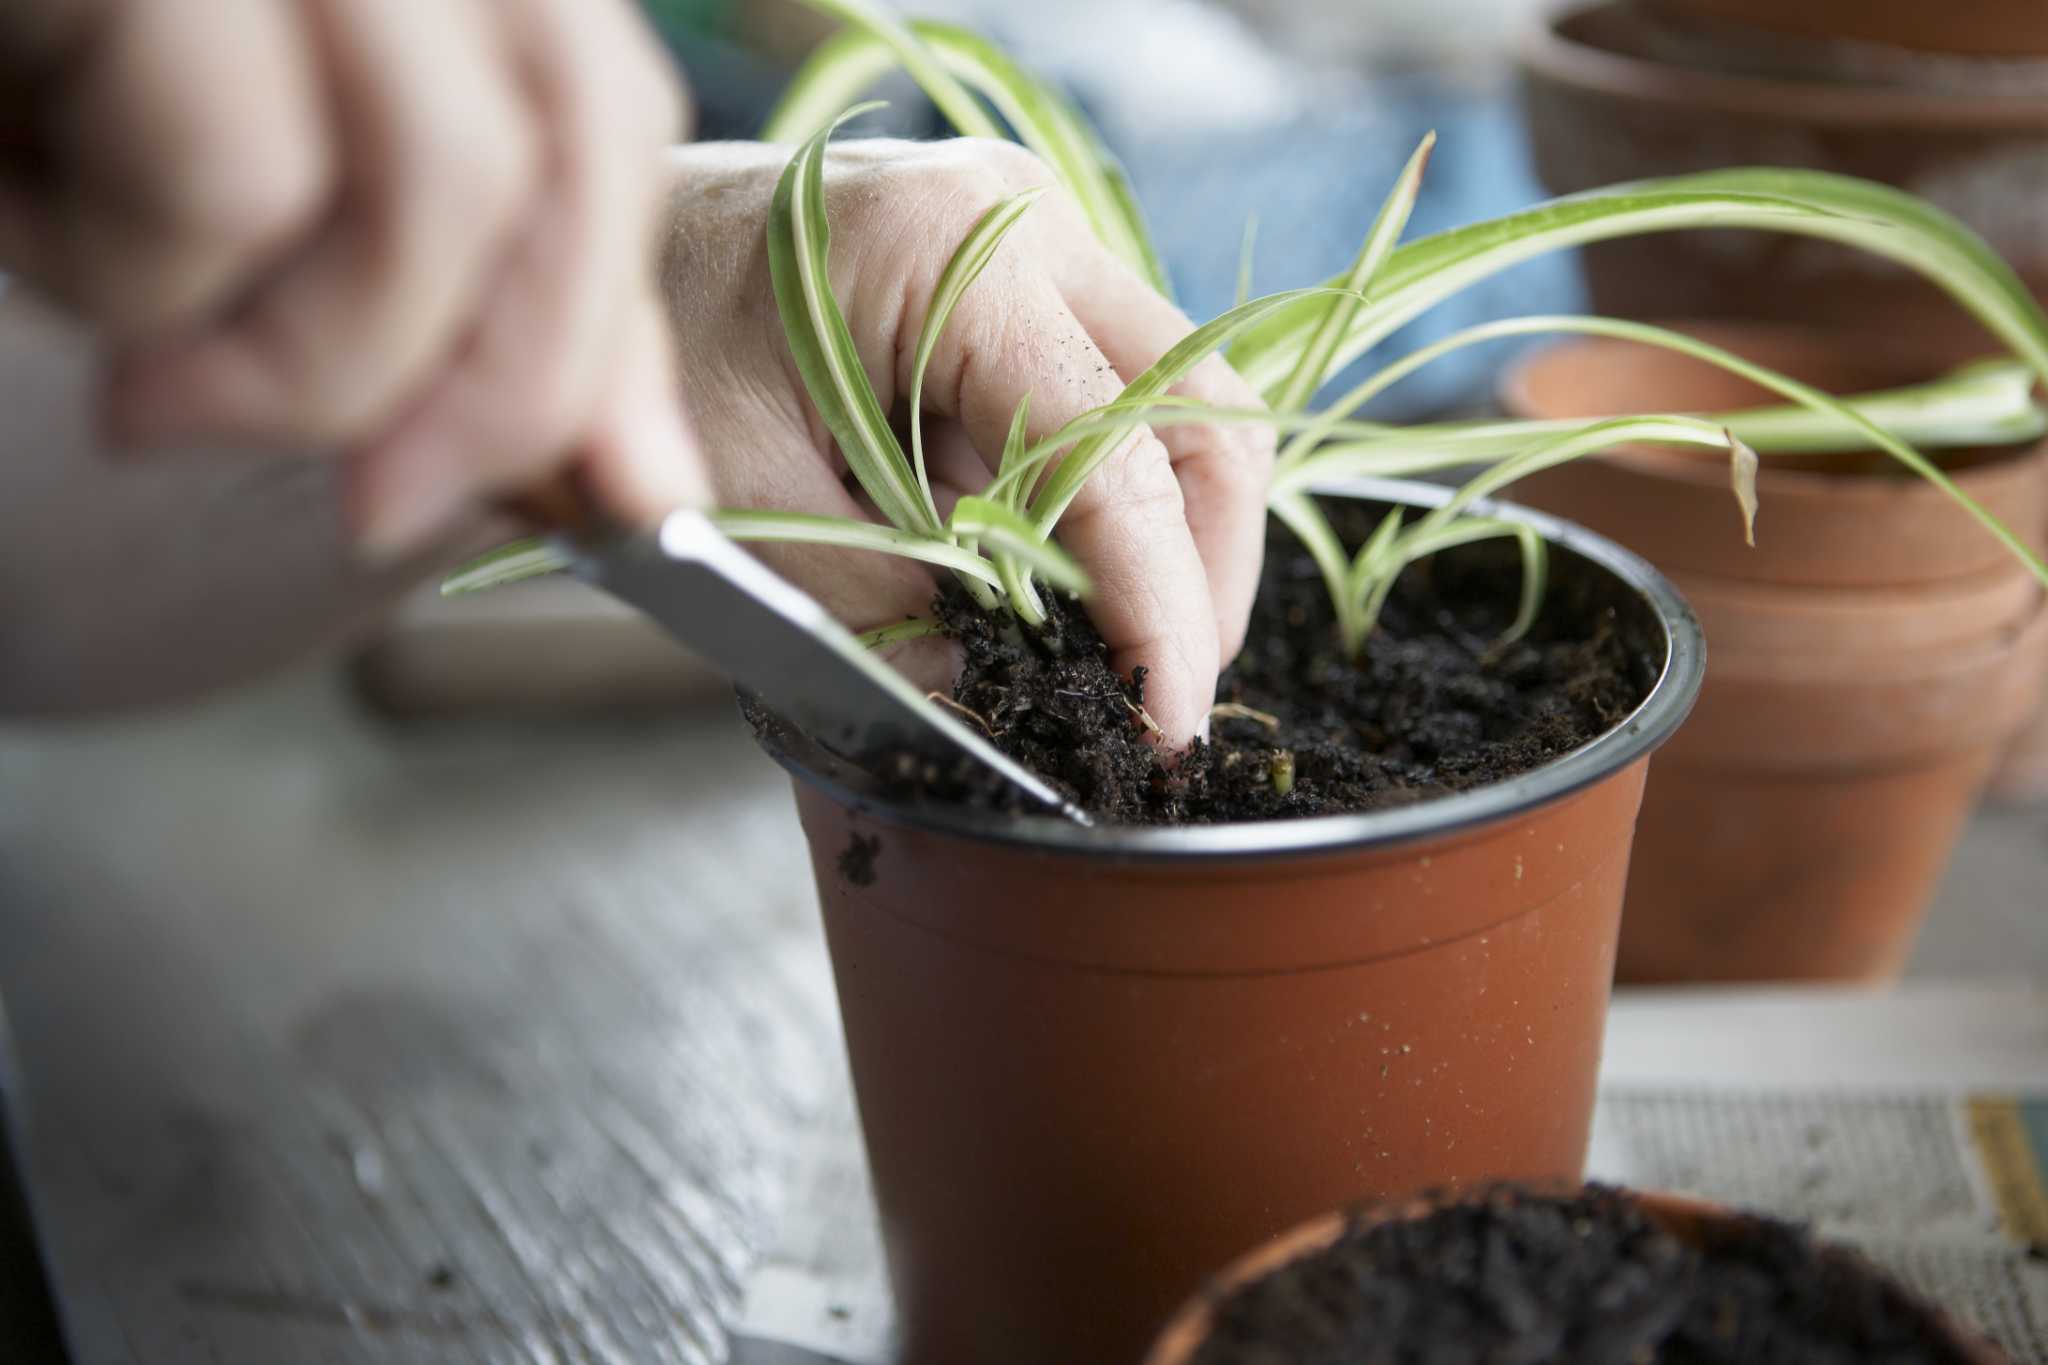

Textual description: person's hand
[0,0,705,558]
[662,140,1276,748]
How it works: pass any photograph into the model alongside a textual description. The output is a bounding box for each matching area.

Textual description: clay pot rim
[1523,0,2048,129]
[748,477,1706,863]
[1143,1187,2008,1365]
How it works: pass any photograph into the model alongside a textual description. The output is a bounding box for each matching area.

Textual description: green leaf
[440,537,574,596]
[910,188,1045,520]
[1337,507,1407,656]
[1705,359,2047,453]
[1270,132,1434,416]
[984,395,1390,507]
[767,12,1170,295]
[949,494,1093,595]
[1231,170,2048,405]
[1234,214,1259,310]
[768,106,939,536]
[1269,491,1355,651]
[1278,314,2048,589]
[779,0,1002,141]
[994,392,1035,511]
[710,509,1002,586]
[1325,359,2044,466]
[1027,287,1356,534]
[1353,517,1548,651]
[856,616,945,649]
[1413,414,1744,538]
[761,26,903,143]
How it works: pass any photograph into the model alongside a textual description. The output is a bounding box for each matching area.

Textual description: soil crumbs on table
[1190,1186,1981,1365]
[872,501,1661,823]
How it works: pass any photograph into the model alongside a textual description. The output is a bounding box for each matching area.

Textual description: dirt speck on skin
[837,832,881,886]
[854,499,1662,825]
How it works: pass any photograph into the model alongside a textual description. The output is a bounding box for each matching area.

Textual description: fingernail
[353,448,473,567]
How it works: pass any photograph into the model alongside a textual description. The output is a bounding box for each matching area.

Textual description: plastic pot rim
[748,476,1706,864]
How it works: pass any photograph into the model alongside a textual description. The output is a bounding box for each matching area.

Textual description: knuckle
[159,140,326,257]
[970,138,1056,192]
[421,116,535,235]
[1079,436,1187,523]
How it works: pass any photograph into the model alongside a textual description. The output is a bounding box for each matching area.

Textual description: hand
[662,139,1276,748]
[0,0,705,557]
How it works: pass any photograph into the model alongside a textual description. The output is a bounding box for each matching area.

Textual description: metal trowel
[566,507,1092,825]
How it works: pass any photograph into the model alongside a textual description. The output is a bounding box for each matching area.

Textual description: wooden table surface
[0,671,846,1364]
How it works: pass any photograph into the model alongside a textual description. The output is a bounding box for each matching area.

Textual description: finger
[103,0,538,449]
[31,0,331,335]
[575,295,710,523]
[342,0,684,556]
[713,407,956,690]
[914,268,1220,748]
[1048,244,1276,664]
[919,417,997,519]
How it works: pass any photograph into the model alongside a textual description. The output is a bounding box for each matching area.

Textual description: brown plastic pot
[751,479,1706,1365]
[1519,0,2048,362]
[1502,323,2048,983]
[1143,1189,2010,1365]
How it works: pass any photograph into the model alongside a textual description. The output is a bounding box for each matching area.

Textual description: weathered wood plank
[0,673,844,1363]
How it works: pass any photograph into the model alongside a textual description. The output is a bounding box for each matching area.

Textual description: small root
[1125,697,1162,736]
[926,692,995,736]
[1210,701,1280,731]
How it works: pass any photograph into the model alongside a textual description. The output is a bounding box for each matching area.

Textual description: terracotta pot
[1502,323,2048,983]
[1643,0,2048,58]
[1519,1,2048,363]
[1991,688,2048,802]
[1993,508,2048,804]
[1143,1189,2009,1365]
[752,480,1706,1365]
[1498,322,2048,588]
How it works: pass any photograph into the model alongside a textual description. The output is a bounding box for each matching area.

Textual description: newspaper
[730,980,2048,1364]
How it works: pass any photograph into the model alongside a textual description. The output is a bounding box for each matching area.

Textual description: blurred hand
[0,0,706,557]
[662,139,1276,748]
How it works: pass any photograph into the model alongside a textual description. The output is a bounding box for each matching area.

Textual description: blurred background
[3,1,2045,1360]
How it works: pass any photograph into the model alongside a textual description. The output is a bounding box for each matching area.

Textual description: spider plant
[454,0,2048,690]
[732,0,2048,656]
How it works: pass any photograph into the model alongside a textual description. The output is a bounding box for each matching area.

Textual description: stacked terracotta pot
[1520,0,2048,808]
[1990,699,2048,801]
[1519,0,2048,362]
[1504,324,2048,983]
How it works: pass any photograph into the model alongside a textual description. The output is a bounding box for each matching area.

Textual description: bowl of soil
[1144,1184,2009,1365]
[748,478,1705,1365]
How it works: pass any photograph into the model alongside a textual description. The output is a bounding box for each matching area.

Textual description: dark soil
[863,499,1662,823]
[1189,1186,1987,1365]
